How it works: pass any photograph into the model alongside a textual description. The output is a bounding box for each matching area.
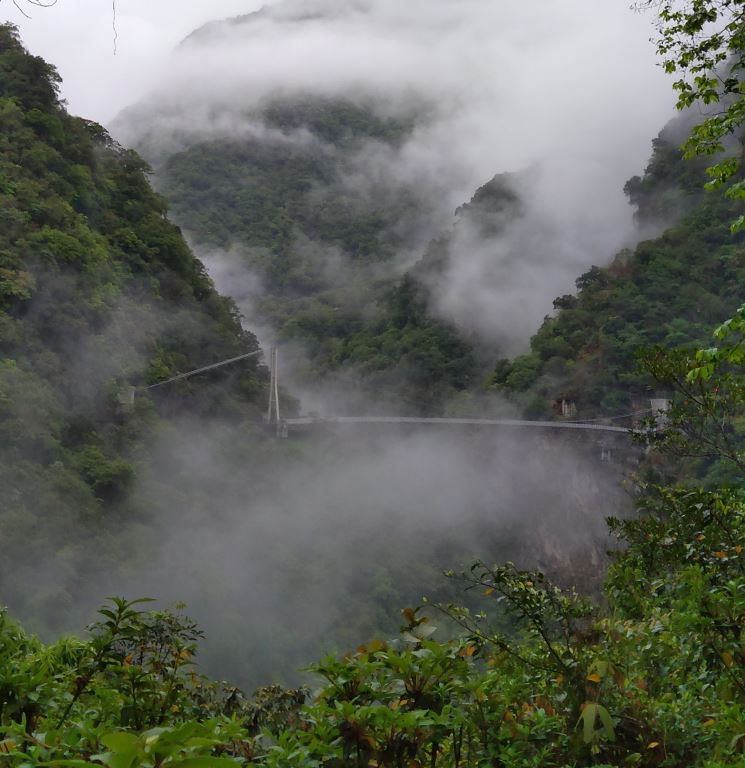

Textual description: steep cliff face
[0,24,268,629]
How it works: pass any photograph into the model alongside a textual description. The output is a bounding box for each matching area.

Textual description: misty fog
[96,0,666,684]
[118,421,631,686]
[113,0,674,361]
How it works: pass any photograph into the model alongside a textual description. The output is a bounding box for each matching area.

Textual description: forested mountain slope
[1,35,743,757]
[490,123,745,420]
[0,25,268,629]
[120,4,745,422]
[0,28,623,690]
[1,4,744,762]
[155,96,475,413]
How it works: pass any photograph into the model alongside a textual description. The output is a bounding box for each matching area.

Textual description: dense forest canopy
[153,94,479,414]
[0,22,269,629]
[118,0,745,423]
[112,1,660,415]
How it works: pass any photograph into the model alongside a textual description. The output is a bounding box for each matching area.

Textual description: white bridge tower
[266,346,283,434]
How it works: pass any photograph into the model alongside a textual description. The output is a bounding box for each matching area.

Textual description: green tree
[642,302,745,483]
[637,0,745,227]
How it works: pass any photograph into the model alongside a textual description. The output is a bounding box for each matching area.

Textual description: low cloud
[120,419,631,688]
[113,0,675,358]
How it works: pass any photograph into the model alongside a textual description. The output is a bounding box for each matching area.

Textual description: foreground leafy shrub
[1,467,742,767]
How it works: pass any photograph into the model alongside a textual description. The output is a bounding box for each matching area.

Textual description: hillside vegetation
[0,24,268,629]
[3,297,745,767]
[148,85,745,427]
[4,163,745,756]
[1,7,745,766]
[490,126,745,423]
[0,28,553,690]
[155,95,476,413]
[2,399,743,767]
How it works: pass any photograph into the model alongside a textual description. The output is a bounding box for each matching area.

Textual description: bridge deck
[284,416,631,434]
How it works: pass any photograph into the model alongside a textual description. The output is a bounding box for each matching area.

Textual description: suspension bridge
[263,348,665,459]
[131,346,667,457]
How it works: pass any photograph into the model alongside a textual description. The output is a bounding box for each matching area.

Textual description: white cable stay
[142,349,263,391]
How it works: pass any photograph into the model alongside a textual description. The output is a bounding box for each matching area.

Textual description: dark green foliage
[8,314,744,764]
[157,96,476,412]
[0,24,60,112]
[159,99,416,273]
[0,24,268,628]
[0,24,742,756]
[490,127,745,418]
[291,276,476,413]
[637,304,745,485]
[452,172,524,235]
[263,96,414,146]
[623,121,710,228]
[634,0,745,227]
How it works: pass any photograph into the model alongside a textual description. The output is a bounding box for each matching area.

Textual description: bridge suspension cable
[563,408,654,424]
[265,343,669,437]
[142,349,263,391]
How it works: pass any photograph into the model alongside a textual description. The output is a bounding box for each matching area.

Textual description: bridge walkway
[282,416,633,435]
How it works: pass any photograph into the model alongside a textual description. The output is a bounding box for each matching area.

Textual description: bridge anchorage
[264,346,671,458]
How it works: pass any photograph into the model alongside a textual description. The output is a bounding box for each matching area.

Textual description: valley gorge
[0,3,744,766]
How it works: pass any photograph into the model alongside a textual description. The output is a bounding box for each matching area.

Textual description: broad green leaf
[101,732,141,753]
[580,702,597,744]
[38,762,93,767]
[596,704,616,741]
